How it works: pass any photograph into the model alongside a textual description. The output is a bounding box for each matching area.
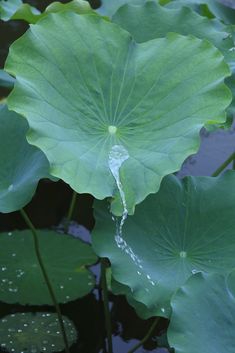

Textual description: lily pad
[0,104,52,213]
[168,272,235,353]
[113,1,235,120]
[92,172,235,318]
[0,312,77,353]
[5,14,231,214]
[0,230,97,305]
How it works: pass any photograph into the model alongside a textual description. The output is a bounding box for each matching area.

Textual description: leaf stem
[101,259,113,353]
[20,209,70,353]
[212,152,235,177]
[127,317,160,353]
[65,190,77,233]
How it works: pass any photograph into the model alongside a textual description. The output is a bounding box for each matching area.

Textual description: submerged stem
[20,209,70,353]
[101,259,113,353]
[64,190,77,233]
[127,317,160,353]
[212,151,235,177]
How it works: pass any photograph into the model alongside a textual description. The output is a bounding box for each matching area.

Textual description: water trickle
[108,144,129,239]
[8,184,13,192]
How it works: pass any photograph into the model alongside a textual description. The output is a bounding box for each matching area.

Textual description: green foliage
[92,172,235,318]
[166,0,235,24]
[97,0,145,17]
[0,70,15,89]
[0,0,93,23]
[0,312,77,352]
[5,14,231,214]
[0,0,40,22]
[1,0,235,351]
[0,104,52,213]
[0,230,97,304]
[168,272,235,353]
[113,1,235,123]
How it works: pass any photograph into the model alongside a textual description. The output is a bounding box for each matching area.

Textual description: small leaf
[166,0,235,24]
[5,14,231,213]
[0,0,40,22]
[168,272,235,353]
[0,104,52,213]
[0,312,77,353]
[0,230,97,305]
[92,172,235,318]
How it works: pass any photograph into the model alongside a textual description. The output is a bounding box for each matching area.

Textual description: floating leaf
[0,0,40,22]
[113,1,235,121]
[92,172,235,318]
[168,272,235,353]
[0,230,97,305]
[0,312,77,353]
[97,0,145,17]
[0,104,52,213]
[5,14,231,214]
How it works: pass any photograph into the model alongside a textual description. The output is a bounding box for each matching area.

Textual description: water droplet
[108,125,117,134]
[59,285,64,289]
[229,47,235,52]
[191,269,200,274]
[1,267,7,271]
[179,251,187,258]
[161,307,165,313]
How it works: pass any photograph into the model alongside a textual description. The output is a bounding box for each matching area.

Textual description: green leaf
[0,230,97,305]
[5,14,231,214]
[0,69,15,89]
[97,0,145,17]
[113,1,235,122]
[0,312,77,352]
[0,0,40,22]
[92,172,235,318]
[168,272,235,353]
[0,104,52,213]
[0,0,93,24]
[166,0,235,24]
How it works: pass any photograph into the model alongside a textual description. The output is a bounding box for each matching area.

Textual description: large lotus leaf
[92,172,235,318]
[168,272,235,353]
[97,0,145,17]
[0,69,15,89]
[0,104,52,213]
[5,14,232,214]
[0,0,40,22]
[166,0,235,24]
[0,230,97,305]
[0,312,77,353]
[113,1,235,120]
